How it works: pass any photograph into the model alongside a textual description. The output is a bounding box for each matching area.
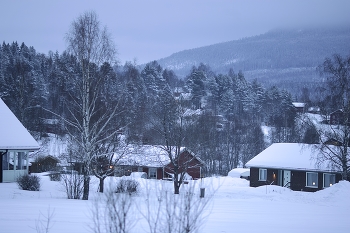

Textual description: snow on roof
[37,133,68,158]
[330,109,343,114]
[116,145,201,168]
[117,145,170,167]
[180,93,192,101]
[183,108,202,117]
[292,102,305,108]
[245,143,341,172]
[0,98,40,151]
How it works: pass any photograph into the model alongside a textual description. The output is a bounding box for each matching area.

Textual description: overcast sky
[1,0,349,64]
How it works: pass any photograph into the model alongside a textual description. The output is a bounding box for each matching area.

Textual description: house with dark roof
[245,143,342,192]
[0,98,40,182]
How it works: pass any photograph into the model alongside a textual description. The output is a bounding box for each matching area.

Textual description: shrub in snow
[115,178,139,194]
[48,172,61,181]
[141,182,212,233]
[92,189,135,233]
[60,172,84,199]
[16,174,41,191]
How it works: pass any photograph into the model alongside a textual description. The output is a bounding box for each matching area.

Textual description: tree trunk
[82,174,90,200]
[342,163,348,180]
[174,181,180,194]
[99,178,104,193]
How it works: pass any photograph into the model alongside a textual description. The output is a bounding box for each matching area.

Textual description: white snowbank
[227,168,250,178]
[0,175,349,233]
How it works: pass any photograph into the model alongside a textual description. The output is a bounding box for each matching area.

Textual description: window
[3,152,14,170]
[306,172,318,188]
[16,152,27,170]
[323,173,336,188]
[259,168,267,181]
[149,168,157,179]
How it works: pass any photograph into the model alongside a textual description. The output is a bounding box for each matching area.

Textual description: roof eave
[0,146,40,151]
[245,164,342,173]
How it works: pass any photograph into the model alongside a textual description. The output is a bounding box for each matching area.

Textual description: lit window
[306,172,318,188]
[323,173,335,188]
[259,168,267,181]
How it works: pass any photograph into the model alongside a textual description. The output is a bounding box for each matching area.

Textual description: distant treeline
[0,41,324,175]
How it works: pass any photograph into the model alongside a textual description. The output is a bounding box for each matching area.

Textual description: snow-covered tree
[64,11,119,200]
[186,67,206,109]
[311,54,350,180]
[151,81,198,194]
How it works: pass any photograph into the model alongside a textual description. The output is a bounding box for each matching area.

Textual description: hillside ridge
[157,27,350,81]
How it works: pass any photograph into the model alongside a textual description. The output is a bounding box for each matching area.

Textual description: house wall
[115,166,164,179]
[249,167,278,187]
[157,168,163,179]
[330,110,343,125]
[291,170,342,192]
[0,153,3,182]
[164,151,203,180]
[1,151,30,183]
[329,110,350,125]
[289,170,305,191]
[250,167,342,192]
[186,166,202,180]
[30,157,58,173]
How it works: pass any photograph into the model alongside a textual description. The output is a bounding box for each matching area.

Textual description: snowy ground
[1,174,349,233]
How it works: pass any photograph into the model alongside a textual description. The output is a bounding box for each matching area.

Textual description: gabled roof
[330,109,344,115]
[245,143,342,172]
[116,145,202,168]
[117,145,169,167]
[0,98,40,151]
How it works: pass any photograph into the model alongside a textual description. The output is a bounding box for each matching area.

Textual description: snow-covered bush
[16,174,41,191]
[92,188,135,233]
[115,178,139,194]
[60,172,84,199]
[141,181,212,233]
[48,172,61,181]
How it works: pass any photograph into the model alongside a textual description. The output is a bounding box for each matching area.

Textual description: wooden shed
[30,155,60,173]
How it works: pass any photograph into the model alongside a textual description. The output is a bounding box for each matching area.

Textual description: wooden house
[0,98,40,182]
[163,148,204,180]
[245,143,342,192]
[115,145,204,180]
[30,155,60,173]
[292,102,306,113]
[307,106,320,114]
[329,109,350,125]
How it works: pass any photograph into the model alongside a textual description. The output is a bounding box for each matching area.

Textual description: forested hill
[0,39,346,175]
[157,27,350,80]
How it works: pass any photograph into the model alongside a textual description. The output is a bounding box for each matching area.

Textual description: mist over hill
[157,27,350,95]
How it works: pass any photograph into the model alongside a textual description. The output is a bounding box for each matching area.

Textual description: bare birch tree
[310,54,350,180]
[64,11,120,200]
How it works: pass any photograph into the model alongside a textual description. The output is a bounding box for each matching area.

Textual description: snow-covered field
[1,174,349,233]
